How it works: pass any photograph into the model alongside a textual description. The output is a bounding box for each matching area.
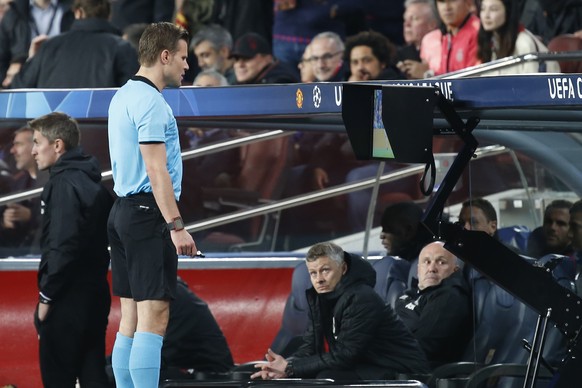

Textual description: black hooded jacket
[38,147,113,302]
[292,252,430,379]
[395,270,473,368]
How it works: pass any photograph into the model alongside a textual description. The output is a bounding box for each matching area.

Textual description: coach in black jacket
[252,242,429,381]
[11,0,138,89]
[31,112,113,388]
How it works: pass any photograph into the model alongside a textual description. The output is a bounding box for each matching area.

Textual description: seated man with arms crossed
[252,241,429,381]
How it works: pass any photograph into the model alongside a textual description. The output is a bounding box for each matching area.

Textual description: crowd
[0,0,580,386]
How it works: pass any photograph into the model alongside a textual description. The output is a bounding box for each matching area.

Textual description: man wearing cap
[231,32,298,85]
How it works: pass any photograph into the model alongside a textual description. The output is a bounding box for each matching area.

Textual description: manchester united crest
[296,89,304,108]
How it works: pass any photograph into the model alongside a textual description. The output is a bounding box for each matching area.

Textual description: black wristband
[39,294,51,304]
[284,360,294,378]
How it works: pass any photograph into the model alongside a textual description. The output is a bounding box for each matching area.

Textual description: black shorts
[108,193,177,301]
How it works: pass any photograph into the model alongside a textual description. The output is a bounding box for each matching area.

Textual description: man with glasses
[308,31,346,81]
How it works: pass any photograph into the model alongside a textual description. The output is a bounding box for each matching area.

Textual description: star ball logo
[312,85,322,108]
[296,88,304,108]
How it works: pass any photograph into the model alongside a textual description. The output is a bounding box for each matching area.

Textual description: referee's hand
[171,229,197,257]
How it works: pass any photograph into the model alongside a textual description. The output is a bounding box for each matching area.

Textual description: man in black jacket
[11,0,138,88]
[252,241,429,381]
[30,112,113,387]
[395,241,472,368]
[0,0,74,87]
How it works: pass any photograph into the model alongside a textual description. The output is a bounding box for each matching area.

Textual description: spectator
[251,242,430,381]
[529,0,582,45]
[568,199,582,292]
[458,197,498,238]
[122,22,148,50]
[231,32,298,85]
[345,30,401,81]
[527,200,574,258]
[426,0,480,77]
[11,0,138,88]
[0,0,74,88]
[110,0,174,31]
[272,0,367,68]
[396,0,440,79]
[190,24,236,84]
[161,277,235,379]
[380,202,431,261]
[395,241,472,368]
[0,126,48,254]
[31,112,113,387]
[478,0,560,75]
[309,31,346,82]
[297,43,315,83]
[0,0,12,22]
[211,0,273,46]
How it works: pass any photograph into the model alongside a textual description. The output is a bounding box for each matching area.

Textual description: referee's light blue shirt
[108,79,182,200]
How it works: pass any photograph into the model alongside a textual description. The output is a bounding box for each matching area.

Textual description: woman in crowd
[478,0,560,75]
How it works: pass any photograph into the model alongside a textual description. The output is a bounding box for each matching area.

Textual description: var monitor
[342,83,438,164]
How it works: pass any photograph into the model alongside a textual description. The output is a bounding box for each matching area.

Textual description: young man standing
[31,112,112,387]
[107,22,197,388]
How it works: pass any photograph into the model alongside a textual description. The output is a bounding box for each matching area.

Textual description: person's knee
[136,300,170,335]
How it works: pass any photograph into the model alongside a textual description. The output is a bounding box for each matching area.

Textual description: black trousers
[35,282,111,388]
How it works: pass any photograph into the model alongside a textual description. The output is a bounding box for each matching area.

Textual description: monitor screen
[371,89,394,159]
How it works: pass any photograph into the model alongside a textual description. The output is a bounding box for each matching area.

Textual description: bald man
[395,241,472,368]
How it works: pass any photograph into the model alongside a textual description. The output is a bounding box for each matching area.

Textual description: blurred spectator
[0,0,12,22]
[527,200,574,258]
[309,31,346,81]
[365,0,406,46]
[11,0,138,88]
[231,32,298,84]
[396,0,440,79]
[272,0,366,68]
[380,202,431,261]
[0,126,48,254]
[190,24,236,84]
[211,0,273,46]
[425,0,480,77]
[478,0,560,75]
[569,200,582,292]
[0,0,74,88]
[528,0,582,44]
[174,0,213,36]
[110,0,174,31]
[345,30,401,81]
[395,241,472,368]
[297,42,315,83]
[122,22,147,50]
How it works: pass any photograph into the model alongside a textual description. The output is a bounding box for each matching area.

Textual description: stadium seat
[269,262,311,356]
[497,225,530,254]
[373,255,412,308]
[547,34,582,73]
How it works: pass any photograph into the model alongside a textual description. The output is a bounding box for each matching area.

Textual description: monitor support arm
[419,93,582,388]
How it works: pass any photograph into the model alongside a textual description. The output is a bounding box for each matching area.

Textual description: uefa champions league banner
[0,74,580,120]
